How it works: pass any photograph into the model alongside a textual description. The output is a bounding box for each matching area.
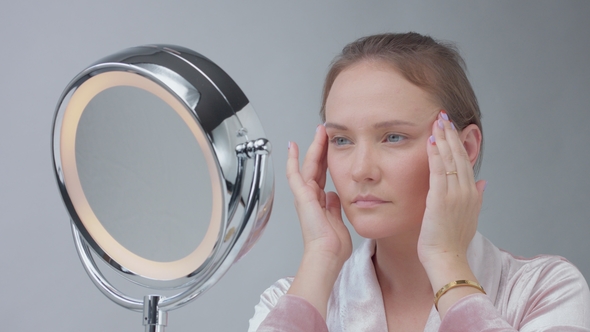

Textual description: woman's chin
[347,213,422,241]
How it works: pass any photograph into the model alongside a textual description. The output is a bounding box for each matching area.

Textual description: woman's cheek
[400,151,431,202]
[327,150,350,198]
[385,149,430,198]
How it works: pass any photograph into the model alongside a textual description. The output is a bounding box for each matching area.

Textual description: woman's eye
[385,134,404,143]
[331,137,351,146]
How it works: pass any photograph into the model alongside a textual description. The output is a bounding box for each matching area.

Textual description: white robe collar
[326,232,503,331]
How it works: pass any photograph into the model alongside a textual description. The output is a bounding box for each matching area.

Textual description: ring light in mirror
[52,45,274,330]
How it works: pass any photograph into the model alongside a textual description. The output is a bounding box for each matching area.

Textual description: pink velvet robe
[249,232,590,331]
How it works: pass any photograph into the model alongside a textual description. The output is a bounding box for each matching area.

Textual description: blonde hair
[320,32,483,173]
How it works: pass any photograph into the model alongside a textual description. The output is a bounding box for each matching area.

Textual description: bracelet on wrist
[434,279,486,311]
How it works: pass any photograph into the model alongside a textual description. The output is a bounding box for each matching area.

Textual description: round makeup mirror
[52,45,274,331]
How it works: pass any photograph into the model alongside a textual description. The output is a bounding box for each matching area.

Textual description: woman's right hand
[285,124,352,318]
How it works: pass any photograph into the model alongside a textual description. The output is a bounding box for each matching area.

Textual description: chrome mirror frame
[52,45,274,331]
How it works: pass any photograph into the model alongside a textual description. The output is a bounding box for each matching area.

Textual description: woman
[249,32,590,331]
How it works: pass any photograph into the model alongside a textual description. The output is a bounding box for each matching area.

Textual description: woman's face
[325,60,439,240]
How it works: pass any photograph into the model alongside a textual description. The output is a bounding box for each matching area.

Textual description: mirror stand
[72,221,175,331]
[143,295,167,332]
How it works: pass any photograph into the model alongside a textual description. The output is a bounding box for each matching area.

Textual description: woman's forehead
[325,62,439,126]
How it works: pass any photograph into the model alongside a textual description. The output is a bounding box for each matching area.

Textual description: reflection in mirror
[76,86,212,262]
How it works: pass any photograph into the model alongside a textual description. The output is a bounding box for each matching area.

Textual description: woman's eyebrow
[373,120,417,129]
[325,120,417,131]
[324,122,348,130]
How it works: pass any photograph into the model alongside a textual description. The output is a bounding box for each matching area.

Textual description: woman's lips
[352,195,389,208]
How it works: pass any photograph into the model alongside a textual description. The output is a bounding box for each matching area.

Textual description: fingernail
[440,111,449,121]
[288,141,291,149]
[438,119,444,129]
[450,122,456,130]
[316,124,321,133]
[429,135,436,144]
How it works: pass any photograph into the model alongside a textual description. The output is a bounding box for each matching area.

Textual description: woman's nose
[350,145,380,183]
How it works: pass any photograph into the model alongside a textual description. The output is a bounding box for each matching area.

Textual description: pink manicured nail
[429,135,436,144]
[316,124,321,132]
[440,111,449,121]
[438,119,444,129]
[451,122,456,130]
[288,141,291,149]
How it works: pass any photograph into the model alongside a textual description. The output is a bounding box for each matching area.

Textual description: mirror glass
[75,85,212,262]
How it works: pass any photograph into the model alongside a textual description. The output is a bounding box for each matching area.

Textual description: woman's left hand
[418,111,487,315]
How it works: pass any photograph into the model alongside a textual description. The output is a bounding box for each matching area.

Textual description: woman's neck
[372,230,435,331]
[372,230,433,298]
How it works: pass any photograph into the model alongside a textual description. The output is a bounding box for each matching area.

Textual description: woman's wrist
[434,280,485,311]
[422,253,482,317]
[423,253,473,289]
[287,251,344,319]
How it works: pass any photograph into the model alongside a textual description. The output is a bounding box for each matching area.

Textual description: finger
[443,117,475,187]
[318,136,328,188]
[432,112,459,191]
[286,140,302,188]
[288,141,328,210]
[301,124,328,186]
[325,191,342,220]
[286,141,313,205]
[326,191,350,242]
[475,179,487,205]
[301,124,329,187]
[427,131,448,196]
[432,112,459,190]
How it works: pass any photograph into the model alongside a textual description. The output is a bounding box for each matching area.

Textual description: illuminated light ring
[60,71,223,281]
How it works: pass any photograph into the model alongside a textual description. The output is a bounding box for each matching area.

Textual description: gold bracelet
[434,280,486,311]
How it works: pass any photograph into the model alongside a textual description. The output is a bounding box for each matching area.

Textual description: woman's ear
[459,124,482,167]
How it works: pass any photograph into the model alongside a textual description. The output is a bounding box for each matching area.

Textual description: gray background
[1,1,589,331]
